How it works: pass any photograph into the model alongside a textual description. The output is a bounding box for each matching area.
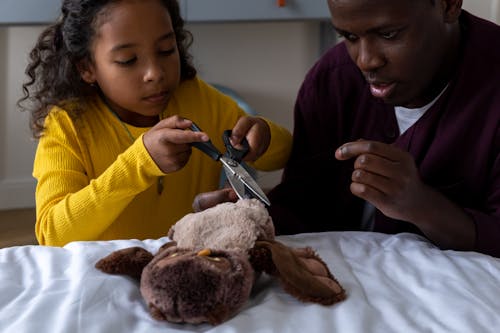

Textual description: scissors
[189,122,271,207]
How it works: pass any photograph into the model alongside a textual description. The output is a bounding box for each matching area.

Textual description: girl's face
[81,0,181,126]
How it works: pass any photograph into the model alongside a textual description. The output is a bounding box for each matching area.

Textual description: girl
[18,0,292,246]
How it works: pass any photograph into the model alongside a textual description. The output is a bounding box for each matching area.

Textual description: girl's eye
[159,48,176,56]
[115,57,136,66]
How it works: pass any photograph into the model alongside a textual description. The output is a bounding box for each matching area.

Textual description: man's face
[328,0,452,107]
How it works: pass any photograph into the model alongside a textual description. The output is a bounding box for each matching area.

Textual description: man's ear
[77,59,96,84]
[441,0,462,23]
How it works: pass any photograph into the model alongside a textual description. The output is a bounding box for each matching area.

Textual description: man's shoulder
[461,11,500,58]
[457,11,500,89]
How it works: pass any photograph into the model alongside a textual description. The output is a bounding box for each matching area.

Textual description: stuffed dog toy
[95,199,346,325]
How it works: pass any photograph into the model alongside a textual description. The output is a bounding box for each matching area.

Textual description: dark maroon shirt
[268,11,500,257]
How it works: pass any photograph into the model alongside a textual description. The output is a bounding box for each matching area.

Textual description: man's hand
[335,140,427,223]
[192,188,239,212]
[335,139,475,251]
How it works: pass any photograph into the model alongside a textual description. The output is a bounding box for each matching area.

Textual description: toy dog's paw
[254,240,346,305]
[95,246,153,280]
[291,247,346,304]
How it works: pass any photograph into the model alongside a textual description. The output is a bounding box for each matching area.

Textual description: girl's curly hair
[18,0,196,139]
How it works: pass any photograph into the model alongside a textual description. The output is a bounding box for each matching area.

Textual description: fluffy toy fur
[95,199,346,325]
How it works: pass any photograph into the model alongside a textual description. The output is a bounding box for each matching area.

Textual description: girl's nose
[143,60,165,83]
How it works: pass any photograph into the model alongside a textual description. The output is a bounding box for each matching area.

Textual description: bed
[1,231,499,332]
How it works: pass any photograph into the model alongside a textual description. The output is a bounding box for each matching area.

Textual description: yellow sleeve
[33,110,163,246]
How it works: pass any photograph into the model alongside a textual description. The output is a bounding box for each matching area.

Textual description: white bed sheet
[1,231,499,333]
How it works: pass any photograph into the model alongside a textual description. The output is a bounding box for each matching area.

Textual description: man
[194,0,500,257]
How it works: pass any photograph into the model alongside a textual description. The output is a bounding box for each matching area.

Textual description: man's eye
[380,30,398,39]
[340,33,358,42]
[115,57,136,66]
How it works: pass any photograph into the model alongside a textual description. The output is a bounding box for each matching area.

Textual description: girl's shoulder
[48,96,103,118]
[167,77,245,132]
[44,97,109,133]
[175,76,220,98]
[172,76,241,112]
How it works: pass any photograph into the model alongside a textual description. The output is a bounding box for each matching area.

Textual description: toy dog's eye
[197,248,211,256]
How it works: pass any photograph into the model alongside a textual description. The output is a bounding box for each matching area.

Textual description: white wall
[0,26,40,210]
[188,22,320,132]
[463,0,500,21]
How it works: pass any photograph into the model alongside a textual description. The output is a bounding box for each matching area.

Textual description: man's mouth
[368,81,396,99]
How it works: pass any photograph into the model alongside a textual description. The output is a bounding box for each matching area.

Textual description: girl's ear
[441,0,462,23]
[77,59,96,84]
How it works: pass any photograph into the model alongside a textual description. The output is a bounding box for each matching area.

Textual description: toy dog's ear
[252,240,346,305]
[157,240,177,254]
[95,246,154,280]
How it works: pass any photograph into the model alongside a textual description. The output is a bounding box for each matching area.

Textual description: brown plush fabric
[140,246,254,325]
[95,247,153,280]
[168,199,275,252]
[95,199,346,325]
[255,240,346,305]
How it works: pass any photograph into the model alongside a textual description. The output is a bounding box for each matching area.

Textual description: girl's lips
[369,82,396,99]
[144,92,169,104]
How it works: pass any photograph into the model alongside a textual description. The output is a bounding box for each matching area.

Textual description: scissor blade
[220,157,271,207]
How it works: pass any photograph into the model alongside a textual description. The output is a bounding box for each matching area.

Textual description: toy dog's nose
[197,248,211,256]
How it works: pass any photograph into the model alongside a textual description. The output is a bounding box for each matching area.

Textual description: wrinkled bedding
[1,231,499,333]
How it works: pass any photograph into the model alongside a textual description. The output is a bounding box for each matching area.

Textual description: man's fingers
[335,140,400,161]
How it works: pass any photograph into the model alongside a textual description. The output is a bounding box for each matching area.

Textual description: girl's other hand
[230,116,271,162]
[143,115,209,174]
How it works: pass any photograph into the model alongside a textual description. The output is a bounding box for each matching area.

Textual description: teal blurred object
[211,83,258,116]
[211,83,258,188]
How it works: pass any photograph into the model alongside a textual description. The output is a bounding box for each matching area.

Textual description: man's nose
[356,39,385,73]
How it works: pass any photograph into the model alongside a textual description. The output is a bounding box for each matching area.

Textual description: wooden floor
[0,208,38,248]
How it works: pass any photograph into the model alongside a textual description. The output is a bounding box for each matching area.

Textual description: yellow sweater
[33,77,292,246]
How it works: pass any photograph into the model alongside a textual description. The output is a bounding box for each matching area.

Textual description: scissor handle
[190,124,222,161]
[222,130,249,162]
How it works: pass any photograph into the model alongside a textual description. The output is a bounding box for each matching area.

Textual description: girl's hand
[143,116,209,174]
[229,116,271,162]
